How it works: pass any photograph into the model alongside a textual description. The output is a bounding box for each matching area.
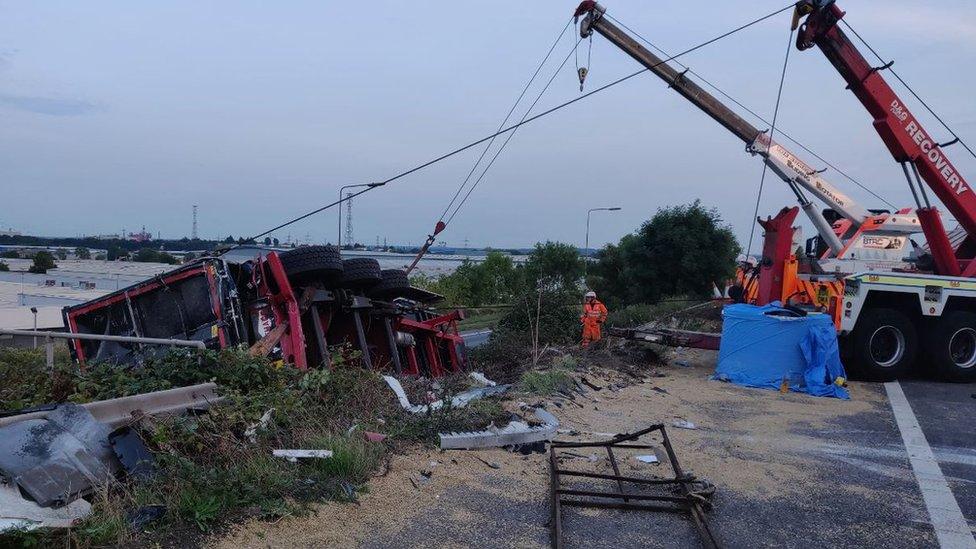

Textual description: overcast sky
[1,0,974,250]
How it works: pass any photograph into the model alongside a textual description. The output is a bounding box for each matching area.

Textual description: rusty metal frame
[549,424,719,548]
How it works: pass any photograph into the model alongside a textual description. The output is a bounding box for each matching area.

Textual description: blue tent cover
[714,302,849,399]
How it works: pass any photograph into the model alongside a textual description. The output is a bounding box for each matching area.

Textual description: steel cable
[244,2,798,243]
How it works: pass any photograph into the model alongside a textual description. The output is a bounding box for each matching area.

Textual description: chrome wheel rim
[869,326,905,368]
[949,328,976,369]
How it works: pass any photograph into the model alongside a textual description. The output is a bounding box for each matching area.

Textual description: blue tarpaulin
[714,302,849,399]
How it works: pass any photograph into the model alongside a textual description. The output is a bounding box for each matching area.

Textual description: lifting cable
[841,19,976,162]
[242,1,798,244]
[603,12,896,210]
[746,25,796,258]
[444,35,583,226]
[436,18,574,225]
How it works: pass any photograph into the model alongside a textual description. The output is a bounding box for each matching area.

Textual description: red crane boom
[795,1,976,276]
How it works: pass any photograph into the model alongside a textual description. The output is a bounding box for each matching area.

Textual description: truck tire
[369,269,411,299]
[340,258,381,289]
[279,246,342,284]
[851,308,917,381]
[925,311,976,382]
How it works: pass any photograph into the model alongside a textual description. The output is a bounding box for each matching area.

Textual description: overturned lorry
[62,246,467,376]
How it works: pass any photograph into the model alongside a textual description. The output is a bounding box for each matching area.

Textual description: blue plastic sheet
[714,302,849,399]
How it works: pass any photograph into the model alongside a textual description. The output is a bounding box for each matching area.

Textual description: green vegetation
[0,261,7,272]
[133,248,180,264]
[29,250,56,273]
[0,250,18,259]
[589,201,740,308]
[0,347,505,547]
[74,246,92,259]
[519,368,574,395]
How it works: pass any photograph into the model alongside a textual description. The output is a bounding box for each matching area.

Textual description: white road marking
[885,381,976,548]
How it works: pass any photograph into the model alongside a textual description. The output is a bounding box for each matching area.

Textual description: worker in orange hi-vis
[581,290,608,349]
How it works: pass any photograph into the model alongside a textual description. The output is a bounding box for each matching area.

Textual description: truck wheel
[369,269,411,299]
[279,246,342,284]
[340,258,382,289]
[925,311,976,382]
[851,308,917,381]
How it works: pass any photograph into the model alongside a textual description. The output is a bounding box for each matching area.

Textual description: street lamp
[585,207,622,256]
[30,306,38,348]
[337,182,386,248]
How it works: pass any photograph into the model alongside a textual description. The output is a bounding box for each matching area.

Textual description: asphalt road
[462,329,491,349]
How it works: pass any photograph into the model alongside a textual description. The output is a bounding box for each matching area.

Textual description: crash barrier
[714,303,849,399]
[0,328,206,370]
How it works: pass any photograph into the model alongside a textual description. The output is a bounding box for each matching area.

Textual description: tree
[0,261,8,272]
[55,249,67,260]
[523,241,584,292]
[29,251,56,274]
[590,201,740,306]
[74,247,91,260]
[263,237,272,246]
[107,245,125,261]
[224,235,235,243]
[1,250,19,259]
[272,238,280,247]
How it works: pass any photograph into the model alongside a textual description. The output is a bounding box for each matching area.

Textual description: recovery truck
[62,246,468,377]
[574,1,976,380]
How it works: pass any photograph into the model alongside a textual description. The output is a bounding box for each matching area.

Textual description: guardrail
[0,329,206,368]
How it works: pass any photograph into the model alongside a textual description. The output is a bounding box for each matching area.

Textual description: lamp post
[584,207,621,277]
[30,306,38,348]
[585,207,622,255]
[337,182,386,248]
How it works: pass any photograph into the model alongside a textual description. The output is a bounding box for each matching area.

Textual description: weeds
[519,369,575,395]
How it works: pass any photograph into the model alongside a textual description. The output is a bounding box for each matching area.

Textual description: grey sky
[1,1,974,249]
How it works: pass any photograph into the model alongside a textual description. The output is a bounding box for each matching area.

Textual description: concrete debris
[439,408,559,450]
[636,454,659,464]
[382,375,510,414]
[0,404,121,507]
[0,482,92,532]
[672,419,697,430]
[0,382,222,429]
[272,449,334,462]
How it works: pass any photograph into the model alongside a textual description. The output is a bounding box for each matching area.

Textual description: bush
[0,261,8,272]
[605,298,700,328]
[0,250,18,259]
[28,250,56,273]
[75,246,91,259]
[590,201,739,307]
[133,248,179,264]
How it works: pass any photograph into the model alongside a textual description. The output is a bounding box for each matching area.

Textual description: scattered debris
[382,375,510,414]
[0,482,92,532]
[468,372,497,387]
[549,424,718,548]
[439,408,559,450]
[579,376,603,391]
[363,431,387,443]
[126,504,166,531]
[672,419,697,430]
[245,409,275,443]
[651,387,670,395]
[635,454,659,464]
[272,449,334,462]
[109,427,155,480]
[0,404,120,507]
[474,456,501,470]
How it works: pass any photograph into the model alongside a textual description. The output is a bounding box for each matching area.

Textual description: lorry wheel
[926,311,976,382]
[340,258,382,289]
[279,246,342,284]
[369,269,410,298]
[851,308,917,381]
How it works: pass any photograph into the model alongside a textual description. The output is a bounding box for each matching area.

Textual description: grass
[457,309,506,331]
[0,347,511,547]
[519,368,575,395]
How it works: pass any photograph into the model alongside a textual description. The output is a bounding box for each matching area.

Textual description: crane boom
[795,1,975,276]
[573,1,883,255]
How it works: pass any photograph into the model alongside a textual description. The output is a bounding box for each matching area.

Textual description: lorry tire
[850,308,917,381]
[279,246,342,284]
[925,311,976,382]
[340,258,382,289]
[369,269,410,299]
